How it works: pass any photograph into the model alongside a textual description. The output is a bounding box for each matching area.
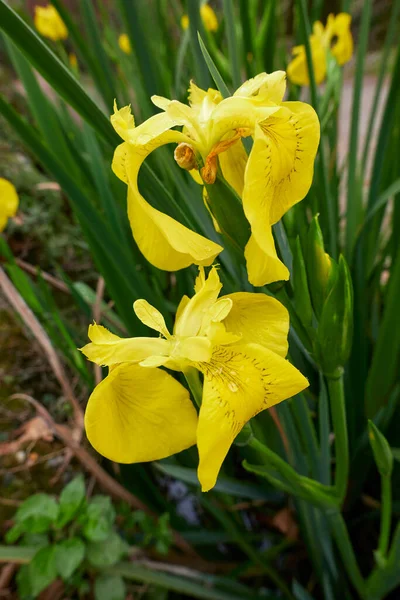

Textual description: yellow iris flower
[287,13,353,86]
[111,72,320,286]
[0,178,19,232]
[181,4,218,33]
[118,33,131,55]
[81,267,308,491]
[34,4,68,42]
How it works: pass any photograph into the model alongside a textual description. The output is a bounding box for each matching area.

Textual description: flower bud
[314,255,353,376]
[368,420,393,477]
[307,215,338,318]
[174,143,198,171]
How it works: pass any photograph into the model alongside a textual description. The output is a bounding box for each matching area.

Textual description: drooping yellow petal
[80,323,170,366]
[245,233,289,287]
[34,4,68,41]
[221,292,289,357]
[174,267,222,337]
[287,37,327,86]
[242,103,319,285]
[234,71,286,104]
[196,343,309,491]
[0,178,19,232]
[329,13,353,66]
[112,123,223,271]
[85,364,197,463]
[133,299,170,338]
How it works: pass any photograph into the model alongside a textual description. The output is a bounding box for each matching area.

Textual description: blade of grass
[79,0,116,108]
[345,0,373,259]
[296,0,337,258]
[222,0,241,89]
[361,0,400,174]
[0,0,116,146]
[187,0,211,89]
[198,33,231,97]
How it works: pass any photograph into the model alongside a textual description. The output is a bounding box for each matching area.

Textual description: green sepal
[368,420,393,477]
[314,255,353,376]
[234,422,253,447]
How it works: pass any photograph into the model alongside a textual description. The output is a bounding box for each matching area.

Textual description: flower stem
[327,374,349,503]
[248,437,337,507]
[377,474,392,559]
[183,367,203,408]
[327,510,366,598]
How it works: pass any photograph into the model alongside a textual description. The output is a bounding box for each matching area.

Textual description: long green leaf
[0,0,117,146]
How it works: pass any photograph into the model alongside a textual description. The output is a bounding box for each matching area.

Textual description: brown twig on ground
[0,563,17,592]
[15,259,69,294]
[0,266,83,431]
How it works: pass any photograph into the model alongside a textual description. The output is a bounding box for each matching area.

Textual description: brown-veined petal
[196,343,309,491]
[221,292,289,356]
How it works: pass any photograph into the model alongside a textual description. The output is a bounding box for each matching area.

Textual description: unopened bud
[315,255,353,376]
[368,421,393,477]
[307,215,338,318]
[174,143,197,171]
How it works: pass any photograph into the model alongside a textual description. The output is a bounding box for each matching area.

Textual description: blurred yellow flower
[181,3,218,32]
[69,53,78,69]
[82,266,308,491]
[0,178,19,232]
[34,4,68,42]
[111,72,319,286]
[287,13,353,86]
[118,33,131,55]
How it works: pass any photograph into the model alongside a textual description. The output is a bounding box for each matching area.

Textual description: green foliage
[94,575,126,600]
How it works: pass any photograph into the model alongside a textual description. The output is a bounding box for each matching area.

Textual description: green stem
[184,367,203,408]
[248,437,338,507]
[377,475,392,559]
[327,374,349,503]
[327,510,366,598]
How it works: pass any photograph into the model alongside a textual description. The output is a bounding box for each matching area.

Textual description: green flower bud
[315,255,353,376]
[292,236,313,329]
[368,421,393,477]
[307,215,338,318]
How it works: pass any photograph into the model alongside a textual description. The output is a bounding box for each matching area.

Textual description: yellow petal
[242,103,319,285]
[174,267,222,337]
[245,233,289,287]
[85,364,197,463]
[234,71,287,104]
[34,5,68,41]
[181,14,189,30]
[0,178,19,232]
[218,140,247,197]
[112,140,223,271]
[196,343,309,491]
[221,292,289,357]
[81,323,170,366]
[208,99,279,150]
[111,102,135,142]
[287,37,327,86]
[329,14,353,66]
[133,299,170,338]
[174,295,190,332]
[173,336,213,362]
